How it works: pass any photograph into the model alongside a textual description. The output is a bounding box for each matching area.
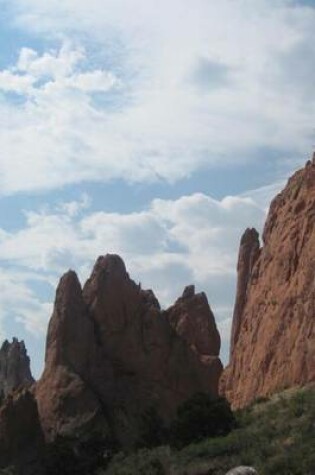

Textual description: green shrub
[104,447,169,475]
[170,394,235,448]
[44,434,117,475]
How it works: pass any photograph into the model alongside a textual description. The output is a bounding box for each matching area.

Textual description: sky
[0,0,314,378]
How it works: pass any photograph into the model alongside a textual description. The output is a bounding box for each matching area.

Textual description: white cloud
[0,269,53,339]
[0,183,278,351]
[16,44,84,78]
[0,0,313,194]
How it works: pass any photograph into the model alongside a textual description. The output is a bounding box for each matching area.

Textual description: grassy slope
[101,385,315,475]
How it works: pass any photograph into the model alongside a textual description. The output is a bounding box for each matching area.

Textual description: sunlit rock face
[36,254,222,446]
[221,157,315,409]
[0,338,34,402]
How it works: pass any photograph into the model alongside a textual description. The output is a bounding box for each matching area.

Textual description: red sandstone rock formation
[221,157,315,408]
[36,255,222,446]
[0,338,34,402]
[165,285,221,357]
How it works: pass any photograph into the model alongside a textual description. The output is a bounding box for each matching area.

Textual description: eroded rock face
[230,229,260,359]
[165,285,221,357]
[221,158,315,408]
[36,254,222,446]
[0,338,34,402]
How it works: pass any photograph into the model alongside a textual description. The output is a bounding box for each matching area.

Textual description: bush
[44,434,117,475]
[170,393,235,448]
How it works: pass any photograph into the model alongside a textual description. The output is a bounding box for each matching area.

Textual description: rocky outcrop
[36,254,222,446]
[165,285,221,357]
[230,229,260,359]
[221,157,315,408]
[0,338,34,402]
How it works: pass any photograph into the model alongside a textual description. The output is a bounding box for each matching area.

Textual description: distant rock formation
[0,338,34,402]
[36,254,222,446]
[221,157,315,408]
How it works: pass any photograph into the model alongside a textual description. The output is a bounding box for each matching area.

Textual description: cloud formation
[0,0,313,194]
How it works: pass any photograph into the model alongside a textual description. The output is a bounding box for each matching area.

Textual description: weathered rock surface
[229,229,260,359]
[221,157,315,408]
[36,254,222,446]
[0,338,34,402]
[165,285,221,357]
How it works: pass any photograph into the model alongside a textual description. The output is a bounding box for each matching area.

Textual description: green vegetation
[170,394,235,448]
[101,386,315,475]
[43,434,117,475]
[0,468,17,475]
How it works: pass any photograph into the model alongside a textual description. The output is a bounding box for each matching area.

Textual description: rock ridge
[36,254,223,446]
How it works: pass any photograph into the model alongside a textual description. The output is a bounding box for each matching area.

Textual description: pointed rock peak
[141,289,161,310]
[182,285,195,299]
[56,270,82,300]
[0,340,10,352]
[92,254,127,279]
[240,228,260,247]
[0,338,34,399]
[166,286,220,357]
[1,338,27,354]
[59,269,81,289]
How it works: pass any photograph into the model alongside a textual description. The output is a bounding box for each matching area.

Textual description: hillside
[101,385,315,475]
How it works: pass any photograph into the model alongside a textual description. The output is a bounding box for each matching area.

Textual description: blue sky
[0,0,314,377]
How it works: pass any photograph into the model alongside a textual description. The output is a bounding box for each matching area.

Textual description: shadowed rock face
[221,157,315,408]
[0,389,44,474]
[0,338,34,402]
[36,254,222,446]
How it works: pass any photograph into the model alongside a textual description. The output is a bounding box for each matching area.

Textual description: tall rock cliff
[36,254,222,446]
[0,338,34,402]
[221,157,315,408]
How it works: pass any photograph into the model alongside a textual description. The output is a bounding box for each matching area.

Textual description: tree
[170,393,235,448]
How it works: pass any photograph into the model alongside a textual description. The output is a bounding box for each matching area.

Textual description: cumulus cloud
[0,269,53,341]
[0,0,313,194]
